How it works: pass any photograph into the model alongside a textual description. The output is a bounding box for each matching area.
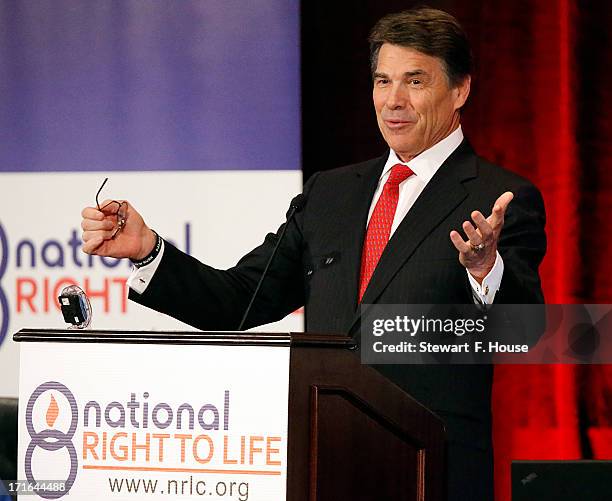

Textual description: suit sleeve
[129,173,321,331]
[495,183,547,304]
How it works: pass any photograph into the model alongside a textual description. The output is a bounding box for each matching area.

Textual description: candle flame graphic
[46,394,59,428]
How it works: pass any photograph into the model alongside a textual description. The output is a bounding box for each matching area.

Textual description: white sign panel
[18,341,290,500]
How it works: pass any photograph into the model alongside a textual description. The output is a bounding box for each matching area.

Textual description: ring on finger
[470,242,485,252]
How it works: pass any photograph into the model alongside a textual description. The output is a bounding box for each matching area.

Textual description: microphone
[237,194,306,330]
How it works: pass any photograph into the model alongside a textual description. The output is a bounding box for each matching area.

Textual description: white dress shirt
[129,125,503,303]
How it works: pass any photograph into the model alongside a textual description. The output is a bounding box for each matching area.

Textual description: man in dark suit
[81,8,546,500]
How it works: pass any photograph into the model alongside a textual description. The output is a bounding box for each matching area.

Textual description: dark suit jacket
[130,140,546,500]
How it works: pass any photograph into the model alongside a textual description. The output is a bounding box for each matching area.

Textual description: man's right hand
[81,200,157,260]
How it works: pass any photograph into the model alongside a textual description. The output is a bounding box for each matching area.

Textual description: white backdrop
[0,171,303,397]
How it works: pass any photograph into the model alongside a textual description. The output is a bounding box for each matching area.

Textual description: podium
[14,329,445,500]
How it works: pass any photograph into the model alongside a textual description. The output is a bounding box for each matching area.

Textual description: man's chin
[386,139,422,161]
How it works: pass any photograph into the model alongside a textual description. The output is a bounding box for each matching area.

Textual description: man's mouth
[384,119,414,129]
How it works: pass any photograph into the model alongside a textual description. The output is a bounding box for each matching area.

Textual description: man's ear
[453,75,471,110]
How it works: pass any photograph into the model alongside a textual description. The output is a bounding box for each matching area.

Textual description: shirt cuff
[467,251,504,304]
[126,239,165,294]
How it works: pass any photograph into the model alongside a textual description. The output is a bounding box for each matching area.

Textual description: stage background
[2,1,611,500]
[301,1,612,500]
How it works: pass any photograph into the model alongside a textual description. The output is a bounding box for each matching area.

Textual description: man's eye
[410,79,422,85]
[376,79,389,85]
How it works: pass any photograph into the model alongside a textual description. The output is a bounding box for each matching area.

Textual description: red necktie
[358,163,414,302]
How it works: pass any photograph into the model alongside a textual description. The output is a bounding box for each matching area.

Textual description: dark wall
[300,0,455,180]
[0,399,18,483]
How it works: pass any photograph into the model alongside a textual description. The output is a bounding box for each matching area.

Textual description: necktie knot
[386,163,414,187]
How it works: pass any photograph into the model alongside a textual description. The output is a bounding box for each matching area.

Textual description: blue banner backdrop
[0,0,300,172]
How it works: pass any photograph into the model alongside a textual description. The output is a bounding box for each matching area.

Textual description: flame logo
[46,394,59,428]
[26,381,79,498]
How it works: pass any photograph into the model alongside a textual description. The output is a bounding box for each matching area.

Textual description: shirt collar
[381,126,464,183]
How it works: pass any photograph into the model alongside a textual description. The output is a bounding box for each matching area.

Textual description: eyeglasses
[96,178,127,239]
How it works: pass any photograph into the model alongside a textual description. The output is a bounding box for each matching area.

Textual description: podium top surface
[13,328,355,348]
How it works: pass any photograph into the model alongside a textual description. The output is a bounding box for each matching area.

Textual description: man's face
[372,43,470,162]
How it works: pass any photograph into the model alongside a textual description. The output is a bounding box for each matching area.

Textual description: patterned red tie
[358,163,414,302]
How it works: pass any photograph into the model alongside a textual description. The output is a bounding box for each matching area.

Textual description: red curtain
[457,1,612,499]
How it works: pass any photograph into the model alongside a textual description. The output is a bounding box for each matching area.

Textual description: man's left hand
[450,191,514,283]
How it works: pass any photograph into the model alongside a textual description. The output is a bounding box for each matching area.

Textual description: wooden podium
[14,329,445,501]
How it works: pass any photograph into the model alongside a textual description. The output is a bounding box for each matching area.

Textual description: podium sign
[17,339,290,500]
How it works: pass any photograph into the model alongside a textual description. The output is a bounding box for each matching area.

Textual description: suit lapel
[337,154,388,324]
[349,140,478,332]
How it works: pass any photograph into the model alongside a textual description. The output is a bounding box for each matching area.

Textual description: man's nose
[385,84,408,109]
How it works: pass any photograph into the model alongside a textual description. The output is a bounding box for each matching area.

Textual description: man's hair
[368,7,472,87]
